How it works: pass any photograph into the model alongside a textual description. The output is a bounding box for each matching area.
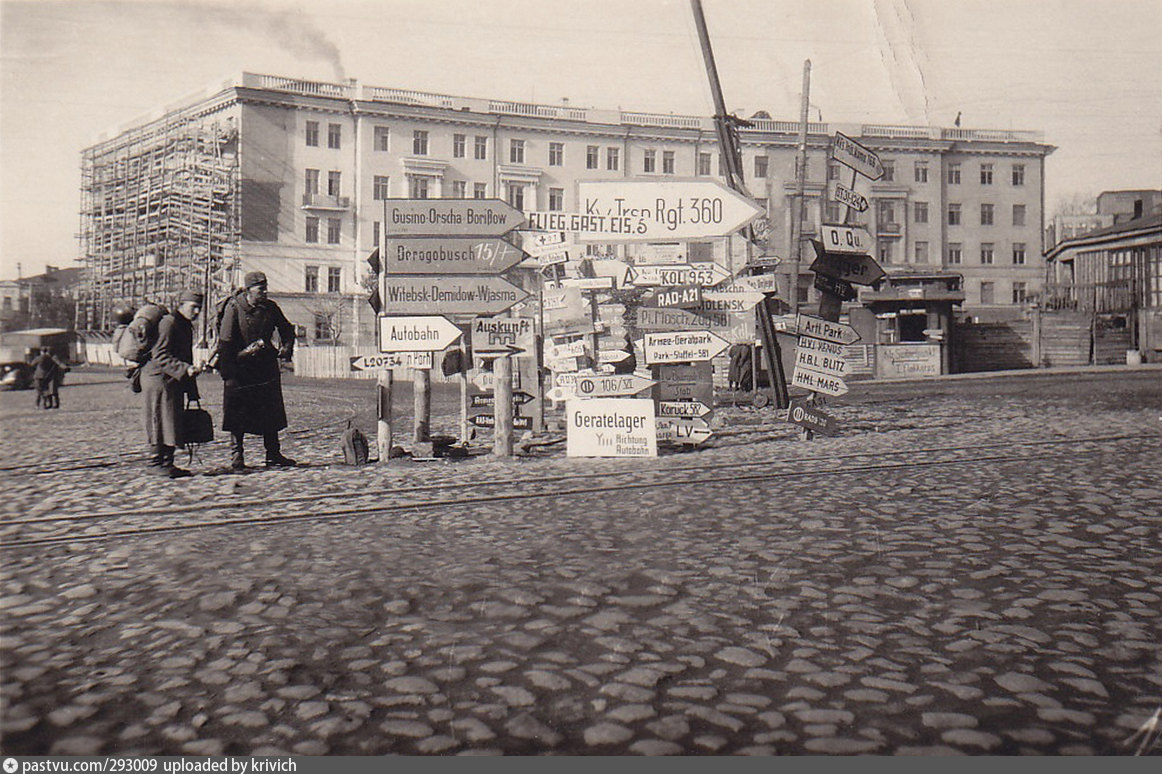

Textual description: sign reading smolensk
[382,276,529,315]
[378,315,462,353]
[527,180,762,242]
[384,199,525,237]
[643,330,729,364]
[382,237,526,274]
[566,398,658,458]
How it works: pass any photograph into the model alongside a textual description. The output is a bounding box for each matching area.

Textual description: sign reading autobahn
[378,315,462,353]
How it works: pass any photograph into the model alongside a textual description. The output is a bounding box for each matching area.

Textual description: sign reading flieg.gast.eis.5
[566,398,658,458]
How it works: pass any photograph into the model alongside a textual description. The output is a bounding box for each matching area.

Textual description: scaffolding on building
[77,109,241,340]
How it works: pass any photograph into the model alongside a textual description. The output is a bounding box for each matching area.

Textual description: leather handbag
[183,398,215,444]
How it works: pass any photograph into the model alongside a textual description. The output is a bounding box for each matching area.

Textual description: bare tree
[1052,191,1097,217]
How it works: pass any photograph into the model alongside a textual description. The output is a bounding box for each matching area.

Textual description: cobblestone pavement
[1,367,1160,755]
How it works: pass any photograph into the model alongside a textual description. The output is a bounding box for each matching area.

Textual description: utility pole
[790,60,811,318]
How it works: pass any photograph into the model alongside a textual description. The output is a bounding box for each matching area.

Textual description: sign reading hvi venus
[527,180,763,242]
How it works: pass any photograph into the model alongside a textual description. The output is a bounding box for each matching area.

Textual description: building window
[980,281,995,305]
[408,177,429,199]
[980,243,994,264]
[877,200,896,228]
[372,221,380,249]
[327,171,341,197]
[1012,242,1026,264]
[914,161,928,183]
[506,183,524,211]
[606,147,619,171]
[373,175,390,200]
[474,136,487,160]
[413,130,428,155]
[549,142,563,166]
[663,150,675,174]
[828,163,840,181]
[306,217,319,244]
[980,163,993,185]
[586,145,599,169]
[948,163,961,185]
[1012,164,1026,186]
[914,201,928,223]
[305,264,319,292]
[328,266,342,293]
[327,123,341,150]
[878,241,892,264]
[948,243,962,264]
[306,120,319,147]
[327,218,341,245]
[914,241,929,264]
[453,180,467,199]
[948,203,961,225]
[314,313,331,340]
[1012,204,1026,227]
[374,126,390,152]
[881,160,895,182]
[981,203,994,225]
[305,168,319,195]
[697,152,711,176]
[510,139,525,164]
[643,149,656,173]
[1012,281,1027,303]
[549,187,564,211]
[825,202,842,222]
[754,155,768,179]
[473,182,487,199]
[453,134,466,158]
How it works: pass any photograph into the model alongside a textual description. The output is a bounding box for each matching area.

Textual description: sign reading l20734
[384,199,525,237]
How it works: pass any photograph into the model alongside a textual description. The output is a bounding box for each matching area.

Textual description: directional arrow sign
[831,132,884,180]
[830,181,868,212]
[382,237,527,274]
[726,273,781,295]
[646,284,703,309]
[382,276,529,315]
[643,330,729,364]
[350,352,433,371]
[598,349,630,364]
[813,272,858,301]
[698,290,766,314]
[810,241,886,286]
[517,230,566,255]
[787,397,838,436]
[796,335,848,359]
[575,373,656,397]
[657,400,712,418]
[471,316,535,356]
[819,224,874,255]
[630,263,732,288]
[527,180,762,242]
[470,391,534,408]
[796,314,862,345]
[655,416,713,445]
[384,199,525,237]
[470,413,533,430]
[791,366,849,396]
[378,315,462,353]
[794,345,849,378]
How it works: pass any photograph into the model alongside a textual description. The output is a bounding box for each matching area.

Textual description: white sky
[1,0,1160,278]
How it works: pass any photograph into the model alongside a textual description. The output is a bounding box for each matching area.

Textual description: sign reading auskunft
[382,237,527,274]
[566,397,658,458]
[471,315,535,356]
[384,199,525,237]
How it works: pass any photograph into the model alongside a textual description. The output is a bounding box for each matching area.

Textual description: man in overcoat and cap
[217,271,297,471]
[141,290,204,478]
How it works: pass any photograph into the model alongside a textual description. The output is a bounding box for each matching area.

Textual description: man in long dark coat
[141,290,203,478]
[217,271,297,471]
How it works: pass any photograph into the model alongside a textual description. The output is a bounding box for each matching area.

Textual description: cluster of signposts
[361,133,888,458]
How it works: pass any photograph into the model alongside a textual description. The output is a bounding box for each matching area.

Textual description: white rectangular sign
[831,132,884,180]
[791,366,849,396]
[794,346,849,377]
[643,330,729,364]
[818,224,874,255]
[566,398,657,458]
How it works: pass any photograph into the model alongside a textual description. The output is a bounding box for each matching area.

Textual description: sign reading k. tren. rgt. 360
[526,180,763,242]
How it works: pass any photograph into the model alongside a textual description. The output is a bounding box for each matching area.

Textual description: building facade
[78,73,1054,340]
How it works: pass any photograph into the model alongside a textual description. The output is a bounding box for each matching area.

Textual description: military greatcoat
[217,293,295,436]
[140,313,198,447]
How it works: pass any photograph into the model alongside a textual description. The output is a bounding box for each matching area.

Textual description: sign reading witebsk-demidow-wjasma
[566,398,657,458]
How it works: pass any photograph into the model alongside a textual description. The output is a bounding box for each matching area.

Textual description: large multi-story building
[78,72,1054,340]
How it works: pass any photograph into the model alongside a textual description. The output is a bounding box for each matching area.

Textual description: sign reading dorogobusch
[350,352,434,371]
[384,199,525,236]
[831,133,884,180]
[796,314,862,345]
[382,237,527,274]
[643,330,729,364]
[566,398,658,458]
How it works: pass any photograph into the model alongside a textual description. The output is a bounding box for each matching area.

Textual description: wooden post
[377,371,393,462]
[459,347,471,444]
[413,367,430,443]
[493,355,513,456]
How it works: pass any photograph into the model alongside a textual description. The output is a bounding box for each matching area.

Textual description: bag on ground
[182,398,215,445]
[341,420,370,466]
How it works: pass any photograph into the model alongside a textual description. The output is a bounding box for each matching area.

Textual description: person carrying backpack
[216,271,297,472]
[140,290,204,478]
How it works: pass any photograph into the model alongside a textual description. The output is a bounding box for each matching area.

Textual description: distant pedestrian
[31,347,68,409]
[217,271,297,471]
[140,290,204,478]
